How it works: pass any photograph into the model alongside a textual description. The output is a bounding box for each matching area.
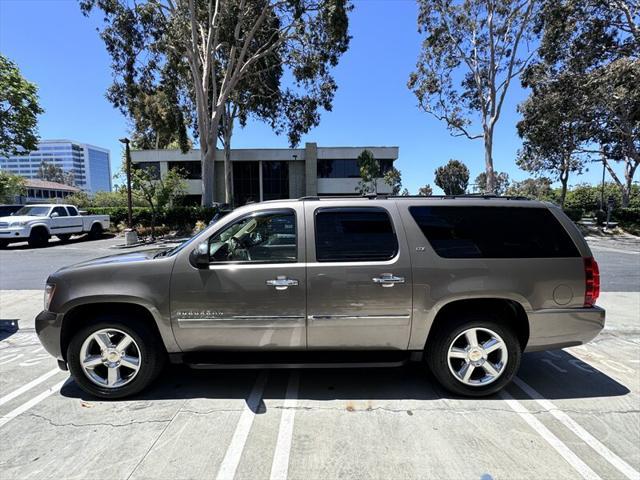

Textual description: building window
[317,159,394,179]
[262,161,289,201]
[135,162,161,180]
[168,161,201,179]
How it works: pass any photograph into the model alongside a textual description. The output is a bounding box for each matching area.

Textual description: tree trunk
[622,160,638,208]
[222,111,234,206]
[559,168,569,209]
[201,131,218,207]
[484,129,496,194]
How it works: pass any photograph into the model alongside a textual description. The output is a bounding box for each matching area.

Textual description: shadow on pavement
[2,233,115,250]
[59,349,630,407]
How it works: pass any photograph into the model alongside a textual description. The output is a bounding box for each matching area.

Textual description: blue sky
[0,0,616,194]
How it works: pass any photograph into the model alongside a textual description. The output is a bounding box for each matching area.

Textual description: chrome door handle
[266,276,299,290]
[372,274,405,287]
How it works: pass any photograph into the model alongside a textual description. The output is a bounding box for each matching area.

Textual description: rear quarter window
[409,206,580,258]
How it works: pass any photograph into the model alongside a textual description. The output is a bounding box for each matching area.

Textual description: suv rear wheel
[425,315,521,397]
[67,317,165,399]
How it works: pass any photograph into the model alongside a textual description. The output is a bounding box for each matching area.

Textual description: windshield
[164,226,211,257]
[14,206,51,217]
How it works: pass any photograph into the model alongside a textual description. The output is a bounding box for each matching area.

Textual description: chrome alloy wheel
[447,327,508,387]
[79,328,141,388]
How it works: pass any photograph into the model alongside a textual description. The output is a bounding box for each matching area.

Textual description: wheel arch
[424,297,530,351]
[60,301,169,362]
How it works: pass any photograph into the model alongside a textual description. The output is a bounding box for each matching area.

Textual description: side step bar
[170,350,415,370]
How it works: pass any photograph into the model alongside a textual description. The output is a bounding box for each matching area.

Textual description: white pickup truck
[0,204,110,248]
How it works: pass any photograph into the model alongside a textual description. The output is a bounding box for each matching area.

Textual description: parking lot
[0,236,639,479]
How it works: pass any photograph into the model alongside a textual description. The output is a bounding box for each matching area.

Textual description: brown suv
[36,196,604,399]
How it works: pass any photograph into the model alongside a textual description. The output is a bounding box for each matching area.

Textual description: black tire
[28,228,49,248]
[0,240,8,249]
[425,314,521,397]
[67,316,166,399]
[57,234,72,243]
[88,223,103,240]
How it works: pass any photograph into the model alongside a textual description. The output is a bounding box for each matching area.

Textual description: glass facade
[317,158,394,178]
[262,161,289,201]
[168,161,201,179]
[0,141,111,193]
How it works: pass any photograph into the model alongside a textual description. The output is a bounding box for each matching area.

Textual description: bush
[85,206,219,231]
[563,208,583,222]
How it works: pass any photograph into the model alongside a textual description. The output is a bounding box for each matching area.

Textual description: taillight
[583,257,600,307]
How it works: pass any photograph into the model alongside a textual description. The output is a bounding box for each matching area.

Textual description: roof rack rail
[297,194,532,201]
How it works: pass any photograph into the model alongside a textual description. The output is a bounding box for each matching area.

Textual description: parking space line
[0,379,66,429]
[270,371,300,480]
[514,377,639,480]
[0,368,61,407]
[499,390,602,480]
[216,372,269,480]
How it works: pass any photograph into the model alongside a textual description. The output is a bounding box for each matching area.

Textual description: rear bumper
[525,306,606,352]
[35,310,64,362]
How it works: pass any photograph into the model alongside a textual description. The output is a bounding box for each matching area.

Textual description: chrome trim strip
[176,316,305,329]
[307,314,411,327]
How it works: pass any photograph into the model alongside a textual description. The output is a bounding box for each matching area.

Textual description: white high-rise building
[0,139,111,193]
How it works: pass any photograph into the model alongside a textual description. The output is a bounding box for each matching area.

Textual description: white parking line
[0,379,66,429]
[270,371,300,480]
[499,390,602,480]
[0,368,61,407]
[216,372,268,480]
[514,377,640,480]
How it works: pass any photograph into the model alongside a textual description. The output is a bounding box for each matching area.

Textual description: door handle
[372,274,405,287]
[266,276,299,290]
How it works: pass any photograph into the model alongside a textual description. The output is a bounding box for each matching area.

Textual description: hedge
[562,208,583,222]
[86,206,219,229]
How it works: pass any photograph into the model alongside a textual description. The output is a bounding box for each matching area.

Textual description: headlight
[9,221,27,227]
[44,284,56,311]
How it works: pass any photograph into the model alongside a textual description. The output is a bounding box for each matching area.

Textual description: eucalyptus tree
[80,0,351,206]
[408,0,539,193]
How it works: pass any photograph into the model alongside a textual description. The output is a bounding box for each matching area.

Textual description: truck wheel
[28,228,49,248]
[0,240,8,249]
[67,317,165,399]
[88,223,103,240]
[57,234,72,243]
[425,315,521,397]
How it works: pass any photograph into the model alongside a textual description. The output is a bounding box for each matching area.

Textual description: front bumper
[35,310,64,362]
[0,226,30,240]
[525,305,606,352]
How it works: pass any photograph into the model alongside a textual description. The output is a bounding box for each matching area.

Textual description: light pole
[119,137,133,229]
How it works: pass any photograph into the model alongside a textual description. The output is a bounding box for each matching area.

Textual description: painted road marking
[514,377,640,480]
[270,371,300,480]
[500,389,601,480]
[0,368,61,407]
[216,372,269,480]
[0,379,66,429]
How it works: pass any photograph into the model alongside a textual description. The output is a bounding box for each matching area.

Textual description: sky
[0,0,618,194]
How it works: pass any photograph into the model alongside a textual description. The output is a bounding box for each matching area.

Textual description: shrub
[85,206,219,231]
[562,208,583,222]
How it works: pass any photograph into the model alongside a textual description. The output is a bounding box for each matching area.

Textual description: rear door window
[66,206,79,216]
[409,206,579,258]
[52,206,68,217]
[315,207,398,262]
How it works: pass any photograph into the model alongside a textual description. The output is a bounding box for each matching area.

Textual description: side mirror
[189,241,209,269]
[50,212,59,218]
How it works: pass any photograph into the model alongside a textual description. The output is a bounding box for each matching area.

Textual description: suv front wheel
[67,317,165,399]
[426,316,521,397]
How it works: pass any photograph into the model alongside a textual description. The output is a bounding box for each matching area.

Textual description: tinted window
[409,206,580,258]
[315,208,398,262]
[52,206,68,217]
[208,210,296,263]
[66,206,79,216]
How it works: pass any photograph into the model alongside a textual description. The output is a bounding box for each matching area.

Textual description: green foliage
[506,177,556,201]
[0,54,44,157]
[434,160,469,195]
[563,183,640,212]
[356,149,379,194]
[383,167,402,195]
[85,206,219,230]
[562,208,584,222]
[418,185,433,196]
[37,161,75,186]
[475,172,510,195]
[0,170,26,203]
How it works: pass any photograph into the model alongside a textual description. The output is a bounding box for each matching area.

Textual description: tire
[67,316,166,399]
[28,228,49,248]
[425,314,521,397]
[57,234,72,243]
[0,240,8,249]
[88,223,103,240]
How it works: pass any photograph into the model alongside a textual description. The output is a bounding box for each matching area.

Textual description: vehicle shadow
[60,349,630,407]
[2,233,115,250]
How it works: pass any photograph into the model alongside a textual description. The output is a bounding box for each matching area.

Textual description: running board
[173,350,412,370]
